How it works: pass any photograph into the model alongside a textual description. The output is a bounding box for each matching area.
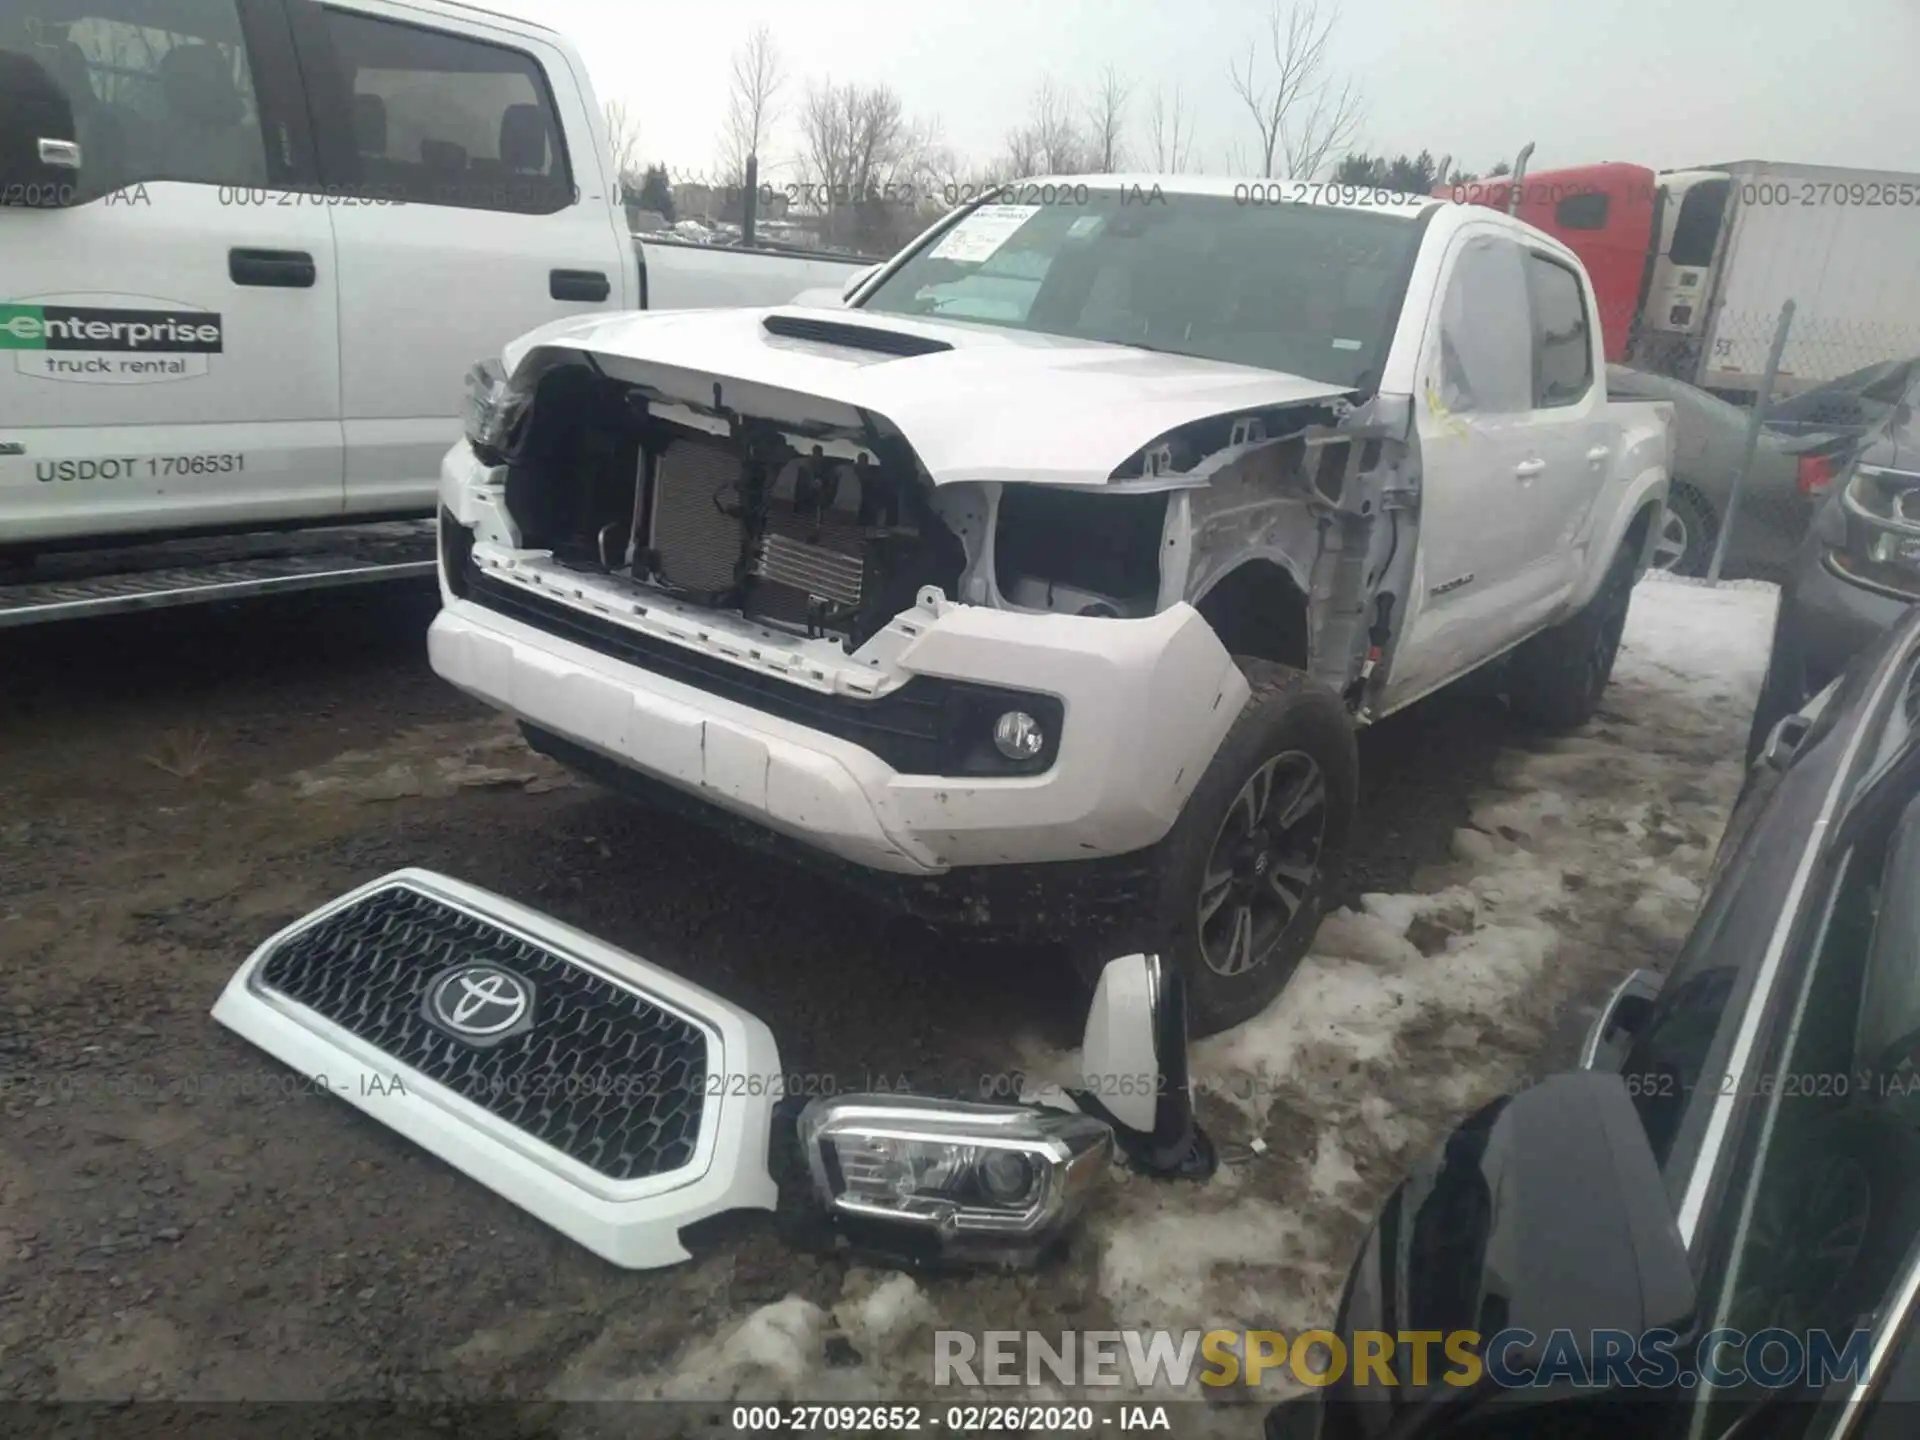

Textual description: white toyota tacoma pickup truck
[0,0,869,626]
[431,177,1674,1034]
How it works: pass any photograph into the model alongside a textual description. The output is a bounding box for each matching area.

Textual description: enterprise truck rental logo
[1,295,223,385]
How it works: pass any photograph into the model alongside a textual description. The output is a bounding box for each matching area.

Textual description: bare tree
[718,23,786,187]
[1226,0,1363,180]
[794,78,928,249]
[1002,125,1043,180]
[1003,76,1089,177]
[1084,66,1130,172]
[604,99,644,196]
[1144,82,1194,173]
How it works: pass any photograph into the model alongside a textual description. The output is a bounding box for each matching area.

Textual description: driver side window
[1435,234,1533,415]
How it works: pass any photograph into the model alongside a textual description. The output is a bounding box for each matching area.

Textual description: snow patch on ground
[565,575,1779,1409]
[1083,575,1777,1359]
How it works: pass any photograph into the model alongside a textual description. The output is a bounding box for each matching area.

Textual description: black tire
[1507,541,1638,734]
[1654,483,1717,577]
[1110,660,1359,1039]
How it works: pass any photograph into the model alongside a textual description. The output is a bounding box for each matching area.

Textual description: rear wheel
[1507,541,1638,734]
[1652,483,1717,577]
[1112,660,1358,1038]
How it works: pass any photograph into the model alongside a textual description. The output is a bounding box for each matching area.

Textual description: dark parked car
[1608,364,1824,579]
[1748,363,1920,764]
[1764,357,1920,452]
[1269,604,1920,1439]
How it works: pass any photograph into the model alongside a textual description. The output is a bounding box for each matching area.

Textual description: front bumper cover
[429,561,1248,876]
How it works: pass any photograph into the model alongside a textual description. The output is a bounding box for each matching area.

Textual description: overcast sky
[511,0,1917,183]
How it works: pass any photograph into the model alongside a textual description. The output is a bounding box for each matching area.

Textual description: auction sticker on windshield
[930,204,1043,263]
[1,293,223,386]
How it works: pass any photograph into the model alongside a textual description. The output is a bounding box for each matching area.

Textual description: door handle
[229,248,315,288]
[550,268,610,302]
[1514,458,1546,479]
[1586,446,1612,463]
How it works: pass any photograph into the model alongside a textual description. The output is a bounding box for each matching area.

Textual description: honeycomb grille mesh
[257,884,709,1181]
[650,440,744,593]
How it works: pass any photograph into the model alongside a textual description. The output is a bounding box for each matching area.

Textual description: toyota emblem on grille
[424,964,535,1044]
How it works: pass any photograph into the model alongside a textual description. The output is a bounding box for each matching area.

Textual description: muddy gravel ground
[0,580,1670,1427]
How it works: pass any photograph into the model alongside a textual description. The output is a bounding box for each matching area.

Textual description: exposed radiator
[647,441,881,627]
[649,439,744,594]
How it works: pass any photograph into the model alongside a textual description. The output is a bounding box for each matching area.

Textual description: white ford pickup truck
[0,0,869,625]
[431,176,1674,1034]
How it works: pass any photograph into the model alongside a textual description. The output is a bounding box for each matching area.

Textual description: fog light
[992,710,1045,760]
[798,1095,1111,1266]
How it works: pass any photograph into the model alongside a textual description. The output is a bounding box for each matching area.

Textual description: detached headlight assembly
[1835,464,1920,596]
[798,1094,1112,1267]
[460,358,528,464]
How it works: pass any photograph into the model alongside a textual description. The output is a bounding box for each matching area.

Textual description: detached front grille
[255,883,709,1182]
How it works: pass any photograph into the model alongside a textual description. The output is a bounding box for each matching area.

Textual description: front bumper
[429,531,1248,877]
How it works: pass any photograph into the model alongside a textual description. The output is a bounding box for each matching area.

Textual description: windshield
[855,191,1422,388]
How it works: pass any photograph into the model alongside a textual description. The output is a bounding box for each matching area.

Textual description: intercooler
[648,439,872,625]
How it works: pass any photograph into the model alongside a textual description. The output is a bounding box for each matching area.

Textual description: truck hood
[501,305,1359,487]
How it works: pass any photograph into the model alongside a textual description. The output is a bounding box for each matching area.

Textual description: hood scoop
[761,313,954,358]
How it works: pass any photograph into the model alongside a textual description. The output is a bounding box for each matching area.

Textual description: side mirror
[1297,1071,1696,1433]
[0,51,81,202]
[1070,953,1216,1179]
[841,263,878,301]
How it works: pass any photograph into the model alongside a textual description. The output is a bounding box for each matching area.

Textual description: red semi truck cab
[1435,162,1658,362]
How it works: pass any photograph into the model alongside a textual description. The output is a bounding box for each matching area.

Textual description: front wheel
[1128,660,1359,1038]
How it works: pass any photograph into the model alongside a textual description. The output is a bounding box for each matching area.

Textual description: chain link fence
[622,164,950,261]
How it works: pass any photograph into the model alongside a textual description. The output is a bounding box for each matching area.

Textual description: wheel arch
[1192,559,1313,671]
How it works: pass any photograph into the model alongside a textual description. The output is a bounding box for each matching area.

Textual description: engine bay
[477,346,1412,706]
[495,357,965,651]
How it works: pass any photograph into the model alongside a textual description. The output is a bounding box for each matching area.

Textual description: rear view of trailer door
[1702,162,1920,396]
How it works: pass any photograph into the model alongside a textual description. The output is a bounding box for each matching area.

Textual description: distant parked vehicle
[1764,355,1920,459]
[1447,160,1920,405]
[1607,364,1820,578]
[0,0,871,628]
[1748,360,1920,763]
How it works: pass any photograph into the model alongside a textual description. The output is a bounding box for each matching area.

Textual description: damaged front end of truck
[444,309,1421,719]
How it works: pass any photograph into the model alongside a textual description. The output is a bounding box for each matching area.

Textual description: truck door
[283,0,630,515]
[1517,248,1610,592]
[1388,229,1543,704]
[0,0,342,550]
